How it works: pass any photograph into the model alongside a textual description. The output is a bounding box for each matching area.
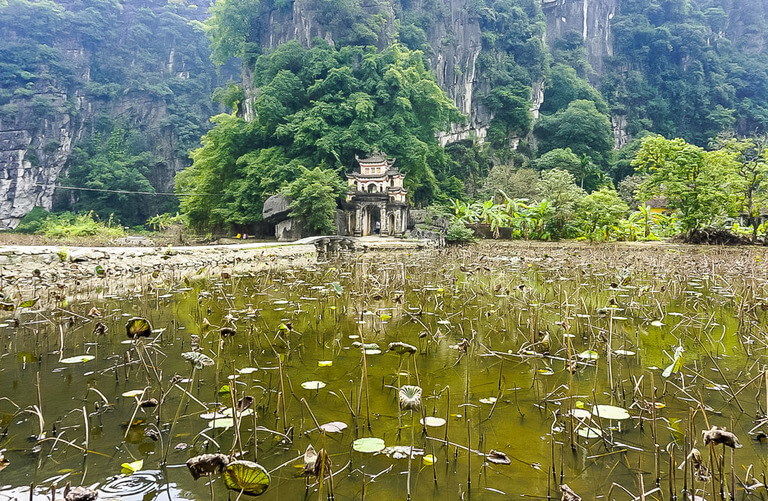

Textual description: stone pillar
[354,207,362,237]
[380,206,388,237]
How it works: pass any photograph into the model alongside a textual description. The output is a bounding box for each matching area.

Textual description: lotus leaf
[591,405,630,420]
[60,355,95,364]
[182,351,214,369]
[125,317,152,339]
[352,437,386,453]
[301,381,326,390]
[222,460,270,496]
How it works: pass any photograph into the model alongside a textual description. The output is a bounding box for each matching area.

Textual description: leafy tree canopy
[633,135,741,232]
[535,100,614,170]
[283,166,345,234]
[178,41,464,230]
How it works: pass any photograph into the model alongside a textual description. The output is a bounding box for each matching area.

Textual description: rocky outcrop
[611,114,628,149]
[0,0,220,229]
[541,0,617,84]
[0,112,78,229]
[0,34,87,229]
[247,0,618,143]
[422,0,486,140]
[723,0,768,54]
[251,0,488,143]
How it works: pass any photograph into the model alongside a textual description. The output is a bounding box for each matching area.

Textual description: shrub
[14,206,51,234]
[445,219,475,244]
[41,211,126,238]
[147,212,187,231]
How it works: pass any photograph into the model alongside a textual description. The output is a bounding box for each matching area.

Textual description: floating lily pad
[60,355,95,364]
[200,411,227,420]
[381,445,423,459]
[208,417,235,429]
[486,450,511,465]
[650,320,664,327]
[592,405,630,420]
[613,349,636,356]
[420,416,446,427]
[352,437,386,453]
[364,349,382,355]
[301,381,326,390]
[319,421,347,433]
[238,367,258,374]
[479,397,497,405]
[222,460,270,496]
[569,409,592,419]
[578,350,599,360]
[221,407,254,418]
[125,317,152,339]
[576,427,602,439]
[423,454,435,465]
[388,342,417,355]
[317,360,333,367]
[121,459,143,475]
[121,390,145,398]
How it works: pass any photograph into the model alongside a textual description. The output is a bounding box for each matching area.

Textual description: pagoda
[343,152,408,236]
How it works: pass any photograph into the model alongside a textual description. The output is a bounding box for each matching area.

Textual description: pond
[1,242,768,500]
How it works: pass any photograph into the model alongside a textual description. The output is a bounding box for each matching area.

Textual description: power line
[35,184,225,197]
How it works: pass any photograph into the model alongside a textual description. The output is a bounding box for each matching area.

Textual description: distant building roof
[646,196,668,209]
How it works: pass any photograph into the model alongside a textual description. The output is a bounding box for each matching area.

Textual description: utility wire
[34,184,225,197]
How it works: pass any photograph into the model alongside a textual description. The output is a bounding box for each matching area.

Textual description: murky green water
[1,244,768,500]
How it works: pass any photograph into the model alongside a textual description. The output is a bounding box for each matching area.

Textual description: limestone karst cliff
[0,0,222,228]
[2,0,767,226]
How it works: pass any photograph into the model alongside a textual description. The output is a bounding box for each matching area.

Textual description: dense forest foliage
[0,0,224,226]
[5,0,768,239]
[177,42,463,228]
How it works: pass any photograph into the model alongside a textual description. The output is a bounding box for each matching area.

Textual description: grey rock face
[262,194,292,223]
[0,99,80,229]
[542,0,617,84]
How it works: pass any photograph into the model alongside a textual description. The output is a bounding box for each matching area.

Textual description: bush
[445,219,475,244]
[14,206,51,234]
[41,211,126,238]
[283,167,345,235]
[146,212,187,231]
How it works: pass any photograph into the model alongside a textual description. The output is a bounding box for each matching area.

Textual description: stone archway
[387,212,396,236]
[363,205,381,236]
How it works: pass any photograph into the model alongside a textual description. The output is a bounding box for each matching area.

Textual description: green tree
[713,135,768,239]
[283,166,345,234]
[535,100,613,169]
[575,186,629,239]
[176,113,261,229]
[540,64,608,115]
[633,135,741,233]
[179,42,464,229]
[204,0,261,65]
[534,168,586,238]
[482,165,539,201]
[532,147,607,192]
[60,129,162,226]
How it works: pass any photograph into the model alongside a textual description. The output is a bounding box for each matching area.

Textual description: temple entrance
[364,205,381,236]
[344,153,408,238]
